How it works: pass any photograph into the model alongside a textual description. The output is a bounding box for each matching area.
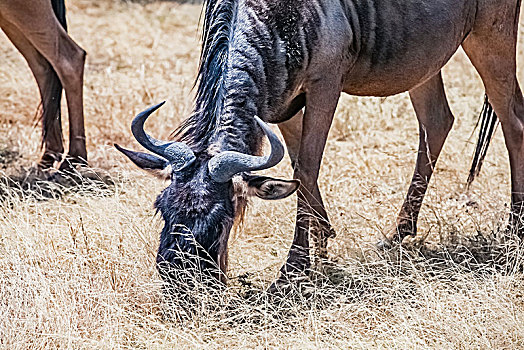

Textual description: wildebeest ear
[246,175,300,200]
[115,144,171,179]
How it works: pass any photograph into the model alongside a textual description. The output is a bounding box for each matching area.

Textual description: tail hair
[38,0,68,149]
[51,0,67,30]
[467,95,498,188]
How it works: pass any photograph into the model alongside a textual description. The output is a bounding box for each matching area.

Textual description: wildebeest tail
[38,0,68,153]
[467,95,498,188]
[51,0,67,30]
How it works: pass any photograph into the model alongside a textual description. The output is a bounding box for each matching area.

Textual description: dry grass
[1,1,524,348]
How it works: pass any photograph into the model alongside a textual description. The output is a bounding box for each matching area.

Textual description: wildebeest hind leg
[382,72,454,246]
[278,110,335,261]
[0,19,64,168]
[49,33,87,169]
[462,2,524,237]
[2,0,88,168]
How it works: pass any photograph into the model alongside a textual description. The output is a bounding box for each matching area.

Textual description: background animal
[1,1,523,348]
[0,0,87,169]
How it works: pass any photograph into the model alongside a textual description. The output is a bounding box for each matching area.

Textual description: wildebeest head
[116,102,299,286]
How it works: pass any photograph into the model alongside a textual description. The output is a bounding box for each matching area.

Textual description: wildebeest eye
[246,175,300,200]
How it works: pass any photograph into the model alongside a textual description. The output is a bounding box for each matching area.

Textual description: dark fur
[158,0,247,287]
[173,0,238,154]
[468,95,498,186]
[173,0,318,152]
[154,155,235,285]
[40,0,67,153]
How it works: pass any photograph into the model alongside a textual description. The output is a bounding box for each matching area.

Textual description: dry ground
[1,1,524,349]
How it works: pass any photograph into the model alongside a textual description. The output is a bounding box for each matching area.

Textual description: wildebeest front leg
[382,72,454,246]
[272,83,341,288]
[278,110,335,261]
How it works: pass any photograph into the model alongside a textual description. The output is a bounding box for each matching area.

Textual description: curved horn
[131,102,196,171]
[208,116,285,183]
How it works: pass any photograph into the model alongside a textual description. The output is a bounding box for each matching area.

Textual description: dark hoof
[267,272,314,297]
[58,155,88,172]
[268,257,313,296]
[38,153,61,169]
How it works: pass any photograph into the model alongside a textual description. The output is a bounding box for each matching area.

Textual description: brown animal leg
[462,1,524,236]
[51,34,86,168]
[1,0,87,168]
[56,43,87,169]
[0,19,64,167]
[278,110,335,261]
[382,72,454,245]
[272,82,341,289]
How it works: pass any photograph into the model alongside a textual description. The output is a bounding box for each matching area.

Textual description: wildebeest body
[235,0,477,109]
[343,0,477,96]
[119,0,524,291]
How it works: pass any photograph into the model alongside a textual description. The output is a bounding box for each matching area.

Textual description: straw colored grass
[1,1,524,348]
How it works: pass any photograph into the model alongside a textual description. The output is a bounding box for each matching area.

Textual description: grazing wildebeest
[0,0,87,169]
[117,0,523,289]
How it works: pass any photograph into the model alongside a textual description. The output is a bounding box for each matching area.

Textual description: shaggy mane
[173,0,238,153]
